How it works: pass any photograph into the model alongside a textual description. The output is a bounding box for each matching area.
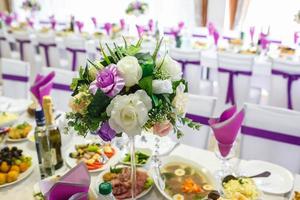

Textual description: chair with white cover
[0,30,19,59]
[1,58,30,99]
[170,48,212,95]
[269,58,300,111]
[169,94,217,149]
[64,36,87,71]
[217,52,255,108]
[36,32,60,68]
[41,67,77,111]
[12,32,39,80]
[240,103,300,173]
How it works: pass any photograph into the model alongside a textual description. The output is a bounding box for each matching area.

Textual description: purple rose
[89,64,125,97]
[97,121,116,142]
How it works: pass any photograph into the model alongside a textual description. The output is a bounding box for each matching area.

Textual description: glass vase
[128,136,137,199]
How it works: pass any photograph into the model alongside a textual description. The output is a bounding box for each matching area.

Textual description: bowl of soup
[154,155,216,200]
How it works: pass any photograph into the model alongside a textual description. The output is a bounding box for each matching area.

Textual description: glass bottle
[98,182,116,200]
[34,108,55,178]
[42,96,64,170]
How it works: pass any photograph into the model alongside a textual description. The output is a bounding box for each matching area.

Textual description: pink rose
[153,120,173,137]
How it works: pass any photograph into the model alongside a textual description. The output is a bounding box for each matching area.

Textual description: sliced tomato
[104,148,115,158]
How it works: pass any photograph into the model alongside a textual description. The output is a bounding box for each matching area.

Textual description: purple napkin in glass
[120,18,125,30]
[213,30,219,46]
[294,32,299,44]
[104,22,112,35]
[148,19,154,31]
[40,162,90,200]
[136,25,145,37]
[26,18,34,28]
[208,22,215,35]
[4,15,13,26]
[76,21,84,33]
[260,33,269,49]
[0,12,4,20]
[250,26,255,43]
[91,17,97,28]
[209,106,245,157]
[30,72,55,106]
[178,21,184,30]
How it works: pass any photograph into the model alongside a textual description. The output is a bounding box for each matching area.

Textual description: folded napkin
[209,106,245,157]
[294,32,299,44]
[120,18,125,30]
[250,26,255,43]
[213,30,219,46]
[208,22,215,35]
[30,72,55,106]
[91,17,97,28]
[76,21,84,33]
[4,15,13,26]
[40,162,91,200]
[136,25,146,37]
[26,18,34,28]
[103,22,112,35]
[148,19,154,32]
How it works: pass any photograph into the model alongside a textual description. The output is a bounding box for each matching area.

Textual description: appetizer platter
[7,122,33,142]
[0,112,18,128]
[0,146,33,187]
[121,148,152,167]
[155,155,216,200]
[95,165,154,200]
[66,142,119,172]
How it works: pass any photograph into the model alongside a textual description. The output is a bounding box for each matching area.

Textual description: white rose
[117,56,142,87]
[152,79,173,94]
[172,83,188,115]
[106,90,152,136]
[156,55,182,81]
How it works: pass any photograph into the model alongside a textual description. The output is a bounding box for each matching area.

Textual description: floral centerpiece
[67,38,199,139]
[21,0,41,12]
[295,10,300,24]
[67,38,200,198]
[126,1,149,17]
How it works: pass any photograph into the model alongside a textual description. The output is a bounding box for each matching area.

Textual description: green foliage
[135,52,154,77]
[70,65,90,96]
[138,76,153,96]
[87,90,111,118]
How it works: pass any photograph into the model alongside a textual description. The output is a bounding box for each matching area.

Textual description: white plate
[94,166,153,200]
[6,130,33,143]
[239,160,294,195]
[0,97,32,114]
[120,148,152,167]
[0,158,34,188]
[66,143,120,173]
[154,155,217,200]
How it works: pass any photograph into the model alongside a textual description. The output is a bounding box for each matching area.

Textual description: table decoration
[208,106,245,183]
[37,162,90,200]
[126,1,149,17]
[66,37,200,198]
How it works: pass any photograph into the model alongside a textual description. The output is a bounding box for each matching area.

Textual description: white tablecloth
[0,113,298,200]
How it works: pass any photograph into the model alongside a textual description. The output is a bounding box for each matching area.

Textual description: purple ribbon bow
[175,59,201,78]
[66,47,86,71]
[38,43,57,67]
[218,67,252,105]
[272,69,300,110]
[16,39,31,61]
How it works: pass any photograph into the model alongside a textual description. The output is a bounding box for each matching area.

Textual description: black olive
[12,147,18,151]
[2,147,9,152]
[208,190,221,200]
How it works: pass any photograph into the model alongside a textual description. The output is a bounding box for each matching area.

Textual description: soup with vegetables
[162,162,214,200]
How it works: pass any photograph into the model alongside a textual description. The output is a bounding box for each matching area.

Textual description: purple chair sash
[186,113,210,125]
[16,39,31,61]
[192,34,207,38]
[272,69,300,110]
[218,67,252,105]
[241,126,300,146]
[66,47,86,71]
[38,43,57,67]
[53,83,71,91]
[175,59,201,78]
[3,74,29,82]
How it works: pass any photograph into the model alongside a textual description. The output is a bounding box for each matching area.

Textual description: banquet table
[0,113,299,200]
